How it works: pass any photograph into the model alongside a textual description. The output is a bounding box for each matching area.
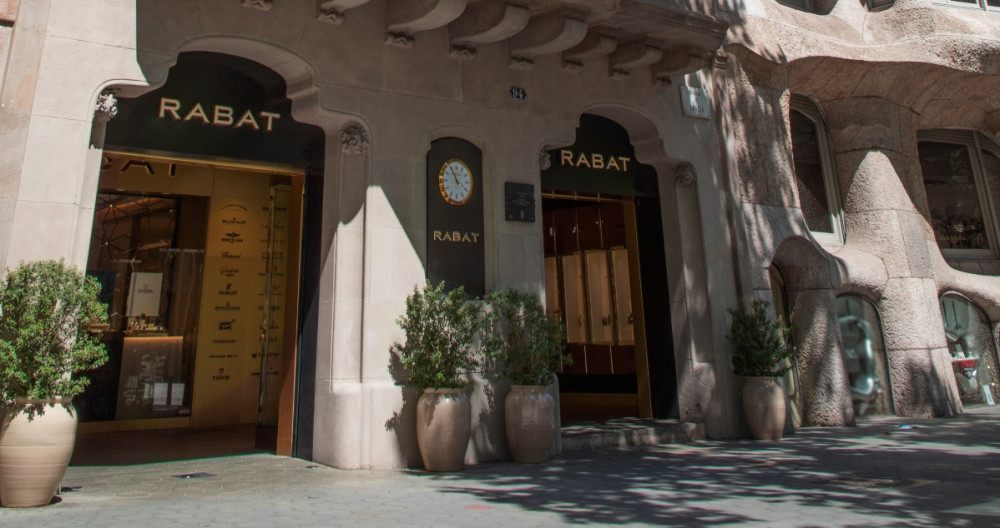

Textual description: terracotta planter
[415,388,471,472]
[505,385,555,464]
[742,377,786,440]
[0,399,78,508]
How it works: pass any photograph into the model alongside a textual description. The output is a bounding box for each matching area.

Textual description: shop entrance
[541,114,678,422]
[74,51,325,462]
[76,153,304,458]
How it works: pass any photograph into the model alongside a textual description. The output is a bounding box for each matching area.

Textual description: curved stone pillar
[824,97,961,417]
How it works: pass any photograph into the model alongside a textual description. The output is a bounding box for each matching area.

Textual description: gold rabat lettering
[557,149,633,172]
[183,103,210,124]
[432,230,481,243]
[159,98,181,119]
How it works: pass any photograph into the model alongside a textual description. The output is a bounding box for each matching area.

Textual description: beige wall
[1,1,741,468]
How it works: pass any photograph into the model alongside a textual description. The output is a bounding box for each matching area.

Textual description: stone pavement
[2,407,1000,527]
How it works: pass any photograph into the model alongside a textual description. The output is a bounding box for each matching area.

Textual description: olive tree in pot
[391,281,480,472]
[727,299,794,441]
[483,289,569,464]
[0,260,108,507]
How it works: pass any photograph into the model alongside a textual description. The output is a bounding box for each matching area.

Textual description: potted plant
[727,299,794,440]
[483,288,569,463]
[0,260,108,507]
[391,281,480,472]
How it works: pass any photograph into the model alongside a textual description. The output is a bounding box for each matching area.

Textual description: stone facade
[0,0,996,469]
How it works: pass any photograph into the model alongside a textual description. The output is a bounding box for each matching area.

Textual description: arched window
[790,95,842,242]
[836,295,895,417]
[940,294,1000,405]
[918,130,1000,258]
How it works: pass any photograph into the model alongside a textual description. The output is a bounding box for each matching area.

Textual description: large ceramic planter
[742,377,786,441]
[505,385,555,464]
[0,399,78,508]
[416,388,471,472]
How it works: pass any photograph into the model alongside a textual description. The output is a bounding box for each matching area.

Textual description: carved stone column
[824,97,961,418]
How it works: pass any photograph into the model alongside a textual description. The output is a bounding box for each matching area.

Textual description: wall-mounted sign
[541,114,658,197]
[105,52,324,168]
[680,86,711,119]
[510,86,527,100]
[505,182,535,223]
[427,138,485,296]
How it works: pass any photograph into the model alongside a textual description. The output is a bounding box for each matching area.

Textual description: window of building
[940,293,1000,405]
[789,95,842,242]
[939,0,999,12]
[918,130,1000,256]
[836,295,895,418]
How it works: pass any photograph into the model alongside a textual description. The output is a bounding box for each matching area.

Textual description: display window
[836,295,895,417]
[939,293,1000,406]
[77,153,303,436]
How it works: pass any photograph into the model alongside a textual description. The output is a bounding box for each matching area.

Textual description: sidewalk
[2,407,999,527]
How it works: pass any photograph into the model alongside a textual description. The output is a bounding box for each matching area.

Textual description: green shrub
[482,288,569,386]
[727,299,793,378]
[391,281,480,389]
[0,260,108,416]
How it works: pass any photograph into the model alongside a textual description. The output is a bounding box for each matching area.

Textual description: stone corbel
[674,163,697,188]
[93,90,118,125]
[653,46,711,82]
[386,0,468,45]
[449,0,530,53]
[539,148,552,172]
[611,39,664,72]
[340,122,370,155]
[508,8,588,66]
[317,0,372,24]
[563,28,618,68]
[241,0,273,11]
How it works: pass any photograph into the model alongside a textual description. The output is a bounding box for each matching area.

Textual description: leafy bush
[482,288,569,386]
[0,260,108,416]
[391,281,480,389]
[727,299,793,378]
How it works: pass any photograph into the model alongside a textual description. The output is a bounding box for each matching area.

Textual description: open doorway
[541,114,677,423]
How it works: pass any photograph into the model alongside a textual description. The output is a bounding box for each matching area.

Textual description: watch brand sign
[427,138,485,296]
[158,98,281,131]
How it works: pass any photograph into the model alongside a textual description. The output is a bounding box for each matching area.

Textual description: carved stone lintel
[449,45,477,61]
[241,0,273,11]
[317,8,346,24]
[539,148,552,172]
[341,122,369,155]
[509,56,534,70]
[674,163,697,188]
[385,32,414,48]
[94,90,118,124]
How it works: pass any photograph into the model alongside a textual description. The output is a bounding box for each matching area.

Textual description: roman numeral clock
[426,138,485,296]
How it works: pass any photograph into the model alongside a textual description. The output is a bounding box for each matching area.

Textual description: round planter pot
[505,385,555,464]
[0,399,78,508]
[416,388,471,472]
[742,377,786,441]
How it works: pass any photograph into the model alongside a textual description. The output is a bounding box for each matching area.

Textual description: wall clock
[438,159,473,205]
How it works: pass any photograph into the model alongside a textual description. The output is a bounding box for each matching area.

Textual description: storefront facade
[2,0,997,469]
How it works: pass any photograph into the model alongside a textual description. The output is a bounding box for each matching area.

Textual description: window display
[940,294,1000,406]
[837,295,895,417]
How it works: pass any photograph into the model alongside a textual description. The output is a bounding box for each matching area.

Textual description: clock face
[438,159,473,205]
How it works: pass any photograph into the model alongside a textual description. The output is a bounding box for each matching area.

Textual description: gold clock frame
[438,158,474,206]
